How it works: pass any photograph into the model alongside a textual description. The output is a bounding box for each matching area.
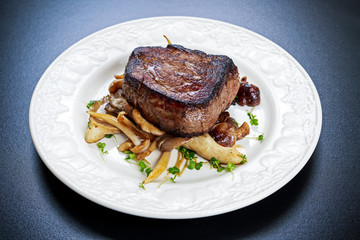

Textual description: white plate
[29,16,322,219]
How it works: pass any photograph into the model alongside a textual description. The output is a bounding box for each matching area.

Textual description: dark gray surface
[1,0,360,239]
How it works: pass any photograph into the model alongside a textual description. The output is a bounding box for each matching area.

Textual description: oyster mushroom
[182,133,245,164]
[85,116,121,143]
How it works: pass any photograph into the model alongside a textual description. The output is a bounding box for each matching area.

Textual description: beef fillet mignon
[122,44,240,137]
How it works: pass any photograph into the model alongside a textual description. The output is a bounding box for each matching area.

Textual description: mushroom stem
[143,151,171,184]
[182,133,245,164]
[87,111,141,146]
[235,122,250,140]
[132,109,165,136]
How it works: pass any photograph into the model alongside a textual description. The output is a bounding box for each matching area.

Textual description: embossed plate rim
[29,16,322,219]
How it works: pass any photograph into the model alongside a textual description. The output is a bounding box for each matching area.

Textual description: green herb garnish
[159,166,180,188]
[225,162,236,181]
[87,100,96,109]
[139,160,147,172]
[210,157,222,169]
[138,160,152,176]
[195,162,203,170]
[169,166,180,174]
[179,147,197,161]
[247,107,259,126]
[123,150,138,166]
[210,157,225,172]
[97,142,108,154]
[246,134,264,142]
[187,159,203,171]
[225,162,236,171]
[210,157,238,180]
[240,154,247,164]
[179,147,203,171]
[139,182,145,190]
[169,166,180,183]
[145,167,152,176]
[97,142,108,161]
[105,134,118,143]
[233,119,239,127]
[124,151,152,177]
[188,160,196,170]
[124,150,136,160]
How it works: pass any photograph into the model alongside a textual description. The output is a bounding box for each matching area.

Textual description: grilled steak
[122,44,240,137]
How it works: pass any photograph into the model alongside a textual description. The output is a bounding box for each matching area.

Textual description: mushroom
[182,133,245,164]
[157,135,190,152]
[235,122,250,140]
[87,111,142,146]
[130,139,151,153]
[117,139,134,152]
[108,78,123,93]
[209,114,250,147]
[85,116,121,143]
[175,150,187,177]
[143,151,172,184]
[117,112,154,140]
[132,108,165,136]
[137,140,158,160]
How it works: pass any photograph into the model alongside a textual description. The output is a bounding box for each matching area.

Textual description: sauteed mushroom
[182,133,245,164]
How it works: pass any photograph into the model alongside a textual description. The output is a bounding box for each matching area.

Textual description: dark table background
[1,0,360,239]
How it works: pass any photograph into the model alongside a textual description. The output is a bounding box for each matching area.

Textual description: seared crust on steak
[122,44,240,137]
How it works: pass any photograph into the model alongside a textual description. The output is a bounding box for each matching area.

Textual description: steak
[122,44,240,137]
